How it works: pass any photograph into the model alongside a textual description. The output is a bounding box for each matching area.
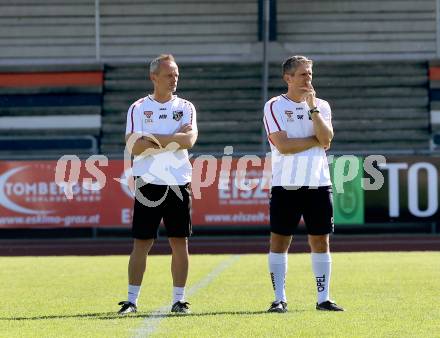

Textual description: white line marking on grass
[132,255,241,338]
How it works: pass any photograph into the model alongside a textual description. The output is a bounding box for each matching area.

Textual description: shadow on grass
[1,309,306,321]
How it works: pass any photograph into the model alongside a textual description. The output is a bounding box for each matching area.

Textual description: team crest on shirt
[172,110,183,121]
[285,110,294,122]
[144,111,153,123]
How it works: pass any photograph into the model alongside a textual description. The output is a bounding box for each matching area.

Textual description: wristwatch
[308,107,320,119]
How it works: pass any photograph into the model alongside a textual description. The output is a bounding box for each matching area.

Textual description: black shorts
[132,179,192,239]
[270,186,334,236]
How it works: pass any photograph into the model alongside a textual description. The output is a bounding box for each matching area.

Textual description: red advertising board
[191,156,270,225]
[0,159,271,228]
[0,160,128,228]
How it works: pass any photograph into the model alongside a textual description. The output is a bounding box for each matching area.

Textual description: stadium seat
[0,64,103,159]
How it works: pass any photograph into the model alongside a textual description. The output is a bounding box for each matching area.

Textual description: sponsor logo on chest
[295,107,310,120]
[286,109,310,122]
[173,110,183,121]
[144,111,153,123]
[285,110,294,122]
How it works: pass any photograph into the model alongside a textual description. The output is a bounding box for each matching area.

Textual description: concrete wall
[276,0,436,60]
[0,0,436,64]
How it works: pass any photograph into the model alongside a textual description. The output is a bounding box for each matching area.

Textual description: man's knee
[270,232,292,253]
[132,238,154,254]
[168,237,188,251]
[308,235,329,253]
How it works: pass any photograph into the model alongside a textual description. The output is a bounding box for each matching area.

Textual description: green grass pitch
[1,252,439,338]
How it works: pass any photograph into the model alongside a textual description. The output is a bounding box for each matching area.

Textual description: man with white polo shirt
[118,54,197,315]
[263,55,344,312]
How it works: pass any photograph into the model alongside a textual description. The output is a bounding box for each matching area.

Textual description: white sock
[128,284,141,305]
[268,252,288,302]
[173,286,185,304]
[311,252,332,304]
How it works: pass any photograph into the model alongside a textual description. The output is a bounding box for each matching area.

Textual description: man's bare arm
[303,84,334,148]
[125,133,162,156]
[125,124,197,156]
[311,113,334,149]
[152,123,197,149]
[269,131,321,155]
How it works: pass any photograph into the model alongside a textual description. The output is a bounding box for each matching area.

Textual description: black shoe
[316,300,344,311]
[171,301,190,313]
[118,301,137,315]
[267,301,288,313]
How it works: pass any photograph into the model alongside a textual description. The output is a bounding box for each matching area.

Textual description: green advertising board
[330,156,364,225]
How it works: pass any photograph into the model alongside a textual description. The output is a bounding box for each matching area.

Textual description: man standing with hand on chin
[263,55,344,313]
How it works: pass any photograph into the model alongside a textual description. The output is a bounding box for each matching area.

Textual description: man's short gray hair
[149,54,176,74]
[282,55,313,76]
